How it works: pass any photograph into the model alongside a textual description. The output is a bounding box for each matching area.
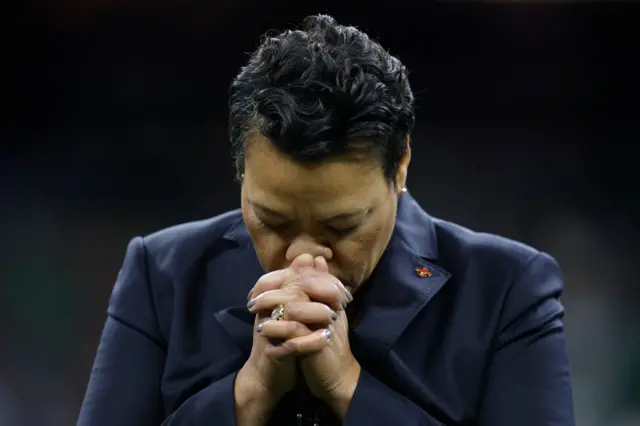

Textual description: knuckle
[291,286,309,301]
[284,321,300,336]
[293,321,309,337]
[306,274,328,291]
[282,271,301,286]
[314,274,336,292]
[282,340,299,353]
[283,303,301,319]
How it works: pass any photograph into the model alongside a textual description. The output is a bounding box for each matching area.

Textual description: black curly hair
[229,14,415,185]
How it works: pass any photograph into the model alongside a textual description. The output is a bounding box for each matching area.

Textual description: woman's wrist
[234,365,280,426]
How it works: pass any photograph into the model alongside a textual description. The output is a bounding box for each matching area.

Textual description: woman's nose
[285,235,333,263]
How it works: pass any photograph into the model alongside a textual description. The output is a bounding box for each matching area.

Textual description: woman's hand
[235,255,316,425]
[246,255,360,419]
[236,254,346,425]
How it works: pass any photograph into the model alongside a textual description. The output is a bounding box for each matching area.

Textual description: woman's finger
[314,256,329,273]
[247,254,315,300]
[247,287,309,313]
[286,273,351,311]
[264,328,332,358]
[247,269,293,301]
[282,301,337,325]
[256,319,313,341]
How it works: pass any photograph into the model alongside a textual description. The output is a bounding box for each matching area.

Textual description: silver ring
[271,304,286,321]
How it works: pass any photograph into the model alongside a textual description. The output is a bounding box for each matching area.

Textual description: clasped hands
[241,253,361,419]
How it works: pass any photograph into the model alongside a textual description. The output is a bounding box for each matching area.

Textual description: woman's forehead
[245,174,382,216]
[244,135,385,199]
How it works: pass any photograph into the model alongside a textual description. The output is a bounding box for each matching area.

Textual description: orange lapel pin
[415,266,433,278]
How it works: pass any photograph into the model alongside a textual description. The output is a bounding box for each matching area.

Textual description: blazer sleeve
[343,252,575,426]
[77,237,239,426]
[475,252,575,425]
[344,368,446,425]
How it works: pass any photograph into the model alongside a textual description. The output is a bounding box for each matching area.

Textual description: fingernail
[331,311,338,321]
[342,300,348,310]
[346,291,354,302]
[322,329,332,341]
[247,299,257,310]
[256,323,263,333]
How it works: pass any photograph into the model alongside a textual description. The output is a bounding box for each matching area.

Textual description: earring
[401,187,407,194]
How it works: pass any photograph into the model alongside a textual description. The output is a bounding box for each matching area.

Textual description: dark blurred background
[2,2,638,425]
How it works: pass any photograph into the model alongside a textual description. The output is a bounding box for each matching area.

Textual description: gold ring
[271,304,286,321]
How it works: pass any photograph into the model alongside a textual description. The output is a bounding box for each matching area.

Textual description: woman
[78,15,575,426]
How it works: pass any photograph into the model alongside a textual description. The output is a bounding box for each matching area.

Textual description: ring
[271,304,286,321]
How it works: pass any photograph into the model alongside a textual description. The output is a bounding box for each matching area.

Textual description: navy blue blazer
[78,193,575,425]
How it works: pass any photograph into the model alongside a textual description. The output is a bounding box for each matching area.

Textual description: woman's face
[241,134,410,293]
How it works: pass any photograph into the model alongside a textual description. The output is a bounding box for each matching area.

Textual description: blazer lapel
[351,192,452,360]
[212,219,263,356]
[214,305,255,356]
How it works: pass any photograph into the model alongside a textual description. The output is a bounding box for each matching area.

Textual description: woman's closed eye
[258,218,358,237]
[328,224,359,237]
[260,220,292,232]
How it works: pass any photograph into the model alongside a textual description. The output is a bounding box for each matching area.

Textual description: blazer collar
[393,189,439,260]
[216,191,451,359]
[349,191,450,359]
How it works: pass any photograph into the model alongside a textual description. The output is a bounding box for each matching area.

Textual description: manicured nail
[322,329,332,341]
[345,291,354,302]
[342,300,348,310]
[331,311,338,321]
[256,323,263,333]
[247,299,257,310]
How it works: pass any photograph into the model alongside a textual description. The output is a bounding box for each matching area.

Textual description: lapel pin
[415,266,432,278]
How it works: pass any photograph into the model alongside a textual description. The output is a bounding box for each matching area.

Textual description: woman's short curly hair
[229,14,415,184]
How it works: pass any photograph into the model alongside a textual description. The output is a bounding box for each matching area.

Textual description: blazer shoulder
[433,218,560,289]
[435,218,539,262]
[433,218,564,324]
[434,219,539,256]
[140,209,243,276]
